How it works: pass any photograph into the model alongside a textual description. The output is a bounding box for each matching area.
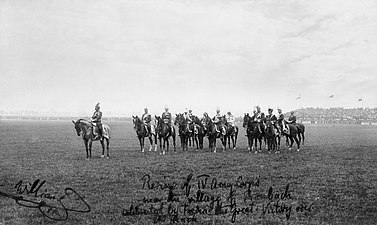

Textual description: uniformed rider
[252,106,265,133]
[142,108,152,136]
[91,102,103,139]
[213,109,226,135]
[162,106,174,133]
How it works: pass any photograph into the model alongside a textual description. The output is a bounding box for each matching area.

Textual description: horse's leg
[173,132,176,152]
[302,132,305,146]
[147,136,152,151]
[294,135,300,151]
[139,137,144,152]
[254,137,258,153]
[298,132,302,145]
[286,135,290,147]
[276,136,280,152]
[194,135,199,151]
[288,136,294,150]
[84,140,89,159]
[88,140,93,158]
[106,138,110,158]
[154,135,157,151]
[235,129,238,149]
[213,136,217,153]
[100,139,105,158]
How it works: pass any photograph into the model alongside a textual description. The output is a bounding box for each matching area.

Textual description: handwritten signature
[0,179,90,221]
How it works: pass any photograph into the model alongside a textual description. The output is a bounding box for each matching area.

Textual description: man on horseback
[287,111,297,125]
[286,111,299,134]
[213,109,226,136]
[183,109,193,133]
[226,111,236,128]
[277,108,287,134]
[91,102,103,139]
[252,106,265,134]
[142,108,152,136]
[162,106,174,134]
[266,108,278,133]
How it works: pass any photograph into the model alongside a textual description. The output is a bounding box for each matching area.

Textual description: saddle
[91,123,103,136]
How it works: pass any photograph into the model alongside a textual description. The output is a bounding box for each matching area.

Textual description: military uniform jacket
[288,115,296,124]
[142,113,151,123]
[226,115,235,124]
[92,111,102,123]
[266,114,277,123]
[213,113,223,123]
[277,113,284,122]
[253,112,264,123]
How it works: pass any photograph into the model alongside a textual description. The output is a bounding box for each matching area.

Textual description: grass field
[1,120,377,225]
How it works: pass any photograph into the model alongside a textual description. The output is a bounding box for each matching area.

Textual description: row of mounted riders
[72,103,305,159]
[132,112,305,154]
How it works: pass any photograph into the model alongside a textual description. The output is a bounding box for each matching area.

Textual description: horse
[201,116,225,153]
[192,116,206,150]
[264,120,279,153]
[72,119,110,159]
[132,116,157,153]
[174,114,189,151]
[243,114,264,153]
[296,123,306,145]
[221,116,238,150]
[155,116,176,155]
[280,121,301,151]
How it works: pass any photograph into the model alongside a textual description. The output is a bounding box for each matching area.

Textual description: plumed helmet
[95,102,100,110]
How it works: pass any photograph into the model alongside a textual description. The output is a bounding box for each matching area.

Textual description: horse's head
[174,113,184,126]
[202,116,213,128]
[243,113,250,128]
[132,116,141,130]
[72,120,81,136]
[155,115,162,129]
[192,115,200,124]
[221,115,227,124]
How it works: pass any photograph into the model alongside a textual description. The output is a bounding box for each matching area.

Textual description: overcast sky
[1,0,376,116]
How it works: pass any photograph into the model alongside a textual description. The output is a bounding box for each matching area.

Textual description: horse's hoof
[106,156,109,159]
[233,147,236,150]
[289,148,292,151]
[297,149,300,152]
[255,151,257,154]
[86,158,89,161]
[101,155,104,158]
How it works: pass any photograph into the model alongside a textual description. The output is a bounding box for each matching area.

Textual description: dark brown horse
[243,114,264,153]
[221,116,238,150]
[174,113,189,151]
[297,123,306,145]
[280,122,301,151]
[155,116,176,155]
[192,116,206,150]
[265,120,280,153]
[72,119,110,159]
[132,116,157,153]
[201,116,225,153]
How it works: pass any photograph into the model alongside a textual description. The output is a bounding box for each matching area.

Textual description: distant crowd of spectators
[293,107,377,122]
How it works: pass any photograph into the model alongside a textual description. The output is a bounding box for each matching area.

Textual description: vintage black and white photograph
[1,0,376,224]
